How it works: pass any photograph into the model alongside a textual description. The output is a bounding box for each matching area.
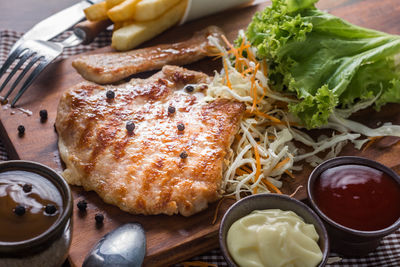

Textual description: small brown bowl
[307,156,400,257]
[219,193,329,267]
[0,160,73,267]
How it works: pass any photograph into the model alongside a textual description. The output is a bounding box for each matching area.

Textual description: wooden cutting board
[1,0,400,266]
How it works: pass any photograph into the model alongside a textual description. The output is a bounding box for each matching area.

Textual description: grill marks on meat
[56,66,245,216]
[72,26,224,84]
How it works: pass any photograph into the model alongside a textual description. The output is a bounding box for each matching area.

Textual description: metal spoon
[82,223,146,267]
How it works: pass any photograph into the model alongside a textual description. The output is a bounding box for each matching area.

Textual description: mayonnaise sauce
[227,209,322,267]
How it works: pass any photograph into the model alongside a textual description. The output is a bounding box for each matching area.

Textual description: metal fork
[0,40,63,107]
[0,20,110,107]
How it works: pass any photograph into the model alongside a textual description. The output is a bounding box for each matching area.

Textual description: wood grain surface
[1,0,400,266]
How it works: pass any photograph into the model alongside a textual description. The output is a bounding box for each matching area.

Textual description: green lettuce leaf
[246,0,400,128]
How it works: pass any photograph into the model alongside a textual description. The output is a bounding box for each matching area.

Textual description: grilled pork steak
[56,66,245,216]
[72,26,223,84]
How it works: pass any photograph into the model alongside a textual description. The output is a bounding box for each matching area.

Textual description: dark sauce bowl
[307,156,400,257]
[0,160,73,266]
[219,194,329,267]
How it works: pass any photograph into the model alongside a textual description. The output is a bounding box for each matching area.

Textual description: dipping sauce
[227,209,322,267]
[0,170,63,242]
[314,164,400,231]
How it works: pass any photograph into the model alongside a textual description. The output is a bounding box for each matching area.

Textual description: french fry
[105,0,126,9]
[112,0,186,51]
[113,22,124,31]
[84,1,109,21]
[133,0,182,21]
[107,0,141,22]
[122,20,136,27]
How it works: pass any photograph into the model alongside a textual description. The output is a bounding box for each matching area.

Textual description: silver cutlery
[0,20,111,107]
[8,0,103,55]
[82,223,146,267]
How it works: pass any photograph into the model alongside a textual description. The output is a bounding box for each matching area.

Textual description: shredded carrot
[218,34,237,70]
[249,81,255,111]
[212,196,235,224]
[258,120,299,127]
[288,121,300,127]
[251,63,260,112]
[248,110,282,123]
[236,39,251,72]
[261,59,268,77]
[272,157,290,171]
[241,66,255,77]
[212,56,223,62]
[241,165,253,174]
[254,145,261,183]
[235,38,245,71]
[235,168,249,176]
[180,261,218,267]
[253,187,258,194]
[274,101,289,109]
[262,178,282,194]
[221,35,242,71]
[285,169,295,179]
[221,35,235,52]
[256,85,268,104]
[210,52,224,60]
[234,134,242,143]
[245,45,256,63]
[242,112,254,119]
[289,185,303,198]
[212,198,225,225]
[223,58,232,89]
[363,136,383,151]
[257,121,273,128]
[253,60,268,104]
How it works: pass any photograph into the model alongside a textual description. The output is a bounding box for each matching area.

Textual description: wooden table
[1,0,400,266]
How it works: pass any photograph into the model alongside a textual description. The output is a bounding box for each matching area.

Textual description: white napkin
[180,0,253,24]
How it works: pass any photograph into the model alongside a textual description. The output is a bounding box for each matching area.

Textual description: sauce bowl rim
[307,156,400,236]
[218,193,329,267]
[0,160,73,253]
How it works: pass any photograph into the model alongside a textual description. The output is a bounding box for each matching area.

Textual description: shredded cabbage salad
[206,32,400,200]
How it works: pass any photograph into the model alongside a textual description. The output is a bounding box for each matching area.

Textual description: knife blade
[9,0,101,55]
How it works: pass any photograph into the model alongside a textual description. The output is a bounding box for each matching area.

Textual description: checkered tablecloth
[1,29,399,267]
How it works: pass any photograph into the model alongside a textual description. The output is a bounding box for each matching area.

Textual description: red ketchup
[313,164,400,231]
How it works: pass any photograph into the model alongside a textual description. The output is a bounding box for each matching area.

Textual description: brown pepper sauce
[0,170,63,242]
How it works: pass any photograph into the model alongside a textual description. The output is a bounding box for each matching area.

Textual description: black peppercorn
[168,106,176,114]
[77,200,88,212]
[177,123,185,131]
[45,204,57,215]
[126,121,135,133]
[184,85,194,93]
[17,125,25,137]
[180,151,188,159]
[106,90,115,99]
[23,183,32,193]
[39,109,48,122]
[14,205,26,216]
[95,213,104,224]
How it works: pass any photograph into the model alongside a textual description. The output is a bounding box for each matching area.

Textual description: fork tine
[0,50,35,93]
[11,57,52,107]
[2,54,42,103]
[0,45,28,82]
